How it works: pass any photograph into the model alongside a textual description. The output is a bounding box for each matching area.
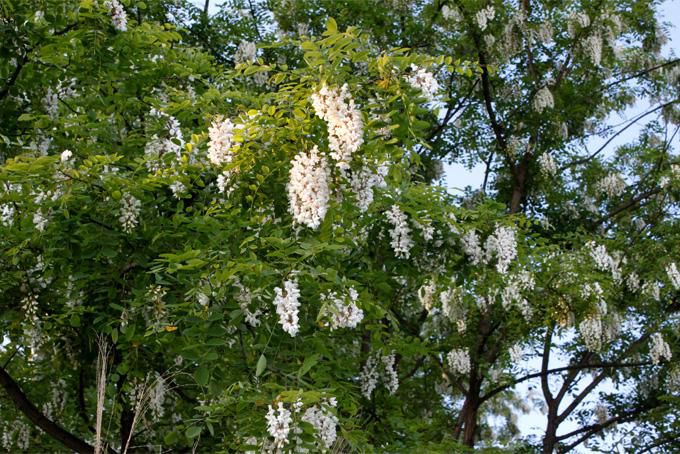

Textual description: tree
[0,0,678,453]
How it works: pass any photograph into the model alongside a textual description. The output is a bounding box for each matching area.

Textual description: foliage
[0,0,679,453]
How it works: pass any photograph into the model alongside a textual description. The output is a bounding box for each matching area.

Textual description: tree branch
[557,334,652,424]
[562,99,679,170]
[559,400,659,453]
[0,365,95,454]
[541,324,554,405]
[480,360,651,404]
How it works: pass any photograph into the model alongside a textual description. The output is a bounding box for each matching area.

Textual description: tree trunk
[543,407,559,453]
[510,154,531,214]
[460,373,482,447]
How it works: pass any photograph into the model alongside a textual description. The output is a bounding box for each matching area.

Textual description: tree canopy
[0,0,679,452]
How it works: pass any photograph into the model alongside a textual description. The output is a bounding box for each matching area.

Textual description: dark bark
[0,365,95,454]
[460,373,481,446]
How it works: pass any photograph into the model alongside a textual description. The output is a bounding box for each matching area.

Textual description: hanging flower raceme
[583,33,603,66]
[273,279,301,337]
[461,230,484,265]
[538,153,557,177]
[311,84,364,171]
[475,6,495,31]
[301,399,339,449]
[360,351,399,399]
[265,402,293,449]
[287,146,331,229]
[144,108,185,171]
[405,64,440,102]
[532,87,554,113]
[119,193,141,233]
[447,348,471,375]
[484,225,517,274]
[207,117,236,166]
[385,204,413,259]
[666,262,680,290]
[320,287,364,330]
[104,0,128,32]
[596,173,626,198]
[350,162,388,212]
[650,333,672,364]
[234,41,257,64]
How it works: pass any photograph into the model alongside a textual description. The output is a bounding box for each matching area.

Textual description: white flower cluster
[532,87,554,113]
[320,287,364,330]
[382,352,399,394]
[509,344,523,364]
[579,315,603,351]
[42,79,77,119]
[461,230,484,265]
[311,84,364,171]
[405,64,440,102]
[583,33,603,66]
[266,402,292,449]
[538,153,557,177]
[439,287,467,333]
[360,351,399,398]
[1,420,30,451]
[1,204,15,227]
[287,146,331,229]
[119,193,141,233]
[350,162,388,212]
[144,109,185,170]
[626,271,640,292]
[21,293,43,361]
[447,348,471,375]
[235,281,262,327]
[666,262,680,290]
[301,399,339,449]
[149,372,166,418]
[586,242,623,284]
[234,41,257,64]
[33,210,48,232]
[104,0,128,32]
[568,12,590,38]
[502,271,536,319]
[42,88,58,119]
[668,367,680,393]
[418,280,437,312]
[484,225,517,274]
[207,117,236,166]
[441,5,462,21]
[360,355,380,399]
[596,173,626,198]
[273,279,301,337]
[60,149,73,163]
[537,21,554,44]
[650,333,672,364]
[475,6,495,31]
[578,286,608,352]
[643,280,661,301]
[385,205,413,259]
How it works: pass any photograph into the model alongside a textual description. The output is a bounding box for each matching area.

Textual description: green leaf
[256,354,267,377]
[298,354,320,378]
[185,426,202,439]
[326,17,338,35]
[194,366,209,386]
